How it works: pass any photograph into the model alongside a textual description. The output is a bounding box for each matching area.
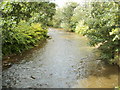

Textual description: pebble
[30,76,35,79]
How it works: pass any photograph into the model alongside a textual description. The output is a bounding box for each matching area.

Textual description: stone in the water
[30,76,35,79]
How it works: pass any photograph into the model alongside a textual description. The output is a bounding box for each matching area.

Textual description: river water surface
[2,28,119,88]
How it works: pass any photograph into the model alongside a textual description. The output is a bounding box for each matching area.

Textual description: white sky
[52,0,88,7]
[51,0,114,7]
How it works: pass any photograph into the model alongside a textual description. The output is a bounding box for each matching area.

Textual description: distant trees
[52,2,78,31]
[52,8,63,28]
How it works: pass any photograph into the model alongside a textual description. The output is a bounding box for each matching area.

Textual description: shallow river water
[2,28,119,88]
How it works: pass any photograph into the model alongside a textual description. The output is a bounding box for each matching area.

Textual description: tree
[52,8,63,28]
[84,2,120,65]
[61,2,78,31]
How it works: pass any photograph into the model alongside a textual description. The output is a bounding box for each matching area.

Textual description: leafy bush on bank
[75,2,120,65]
[2,21,47,55]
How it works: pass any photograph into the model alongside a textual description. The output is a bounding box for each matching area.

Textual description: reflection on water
[2,28,119,88]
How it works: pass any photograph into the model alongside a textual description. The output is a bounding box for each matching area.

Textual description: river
[2,28,119,88]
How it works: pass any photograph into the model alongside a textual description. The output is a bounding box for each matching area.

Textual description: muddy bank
[74,64,119,88]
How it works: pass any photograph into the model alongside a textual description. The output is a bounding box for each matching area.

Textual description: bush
[2,21,47,55]
[75,20,88,35]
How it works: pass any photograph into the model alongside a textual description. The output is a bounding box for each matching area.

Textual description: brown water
[2,28,119,88]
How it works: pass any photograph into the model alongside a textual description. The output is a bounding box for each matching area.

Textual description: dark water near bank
[2,28,119,88]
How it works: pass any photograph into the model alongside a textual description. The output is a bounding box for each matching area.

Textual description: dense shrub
[75,2,120,65]
[2,21,47,55]
[85,2,119,65]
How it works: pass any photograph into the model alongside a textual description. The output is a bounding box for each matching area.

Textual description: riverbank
[2,39,47,70]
